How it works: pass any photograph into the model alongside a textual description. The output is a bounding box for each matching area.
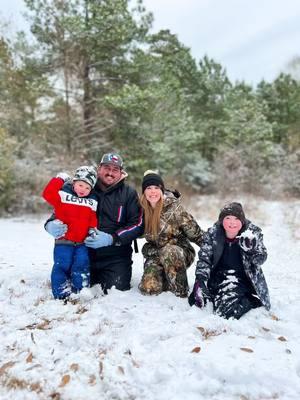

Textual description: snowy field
[0,196,300,400]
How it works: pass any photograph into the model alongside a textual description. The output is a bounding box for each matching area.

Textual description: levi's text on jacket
[43,177,98,243]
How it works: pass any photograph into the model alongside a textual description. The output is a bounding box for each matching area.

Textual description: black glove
[188,280,209,308]
[239,233,257,252]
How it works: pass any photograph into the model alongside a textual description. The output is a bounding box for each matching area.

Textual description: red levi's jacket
[42,177,98,243]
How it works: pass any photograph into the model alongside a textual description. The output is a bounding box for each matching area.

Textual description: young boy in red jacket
[42,166,98,300]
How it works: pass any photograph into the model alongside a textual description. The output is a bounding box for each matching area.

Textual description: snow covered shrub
[12,143,87,213]
[267,147,300,197]
[283,150,300,196]
[181,156,215,191]
[13,157,47,213]
[212,142,277,195]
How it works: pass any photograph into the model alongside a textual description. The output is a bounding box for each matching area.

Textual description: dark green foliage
[0,129,16,214]
[257,74,300,146]
[0,1,300,214]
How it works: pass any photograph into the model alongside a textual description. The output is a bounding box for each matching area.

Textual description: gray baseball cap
[100,153,123,168]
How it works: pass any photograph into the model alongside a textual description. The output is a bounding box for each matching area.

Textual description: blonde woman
[138,170,204,297]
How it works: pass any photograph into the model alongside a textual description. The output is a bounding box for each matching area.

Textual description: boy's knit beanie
[73,165,97,188]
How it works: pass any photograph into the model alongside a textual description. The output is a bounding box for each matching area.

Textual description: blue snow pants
[51,244,90,299]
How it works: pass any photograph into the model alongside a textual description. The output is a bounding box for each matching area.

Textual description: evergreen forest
[0,0,299,214]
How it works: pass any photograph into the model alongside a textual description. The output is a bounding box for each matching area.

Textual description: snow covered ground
[0,197,300,400]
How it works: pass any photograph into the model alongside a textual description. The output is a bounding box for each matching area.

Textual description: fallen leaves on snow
[0,361,15,375]
[197,326,226,339]
[240,347,254,353]
[191,346,201,353]
[58,374,70,387]
[270,314,279,321]
[117,366,125,375]
[70,363,79,372]
[277,336,287,342]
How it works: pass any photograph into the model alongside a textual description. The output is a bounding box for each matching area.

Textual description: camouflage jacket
[142,190,204,263]
[195,220,271,310]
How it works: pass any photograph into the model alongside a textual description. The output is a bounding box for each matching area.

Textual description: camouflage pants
[139,244,193,297]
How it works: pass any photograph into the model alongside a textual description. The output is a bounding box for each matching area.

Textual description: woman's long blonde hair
[140,193,163,238]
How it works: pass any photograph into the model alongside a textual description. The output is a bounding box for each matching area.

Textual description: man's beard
[98,175,114,189]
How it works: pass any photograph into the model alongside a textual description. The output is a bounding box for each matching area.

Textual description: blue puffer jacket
[195,220,271,310]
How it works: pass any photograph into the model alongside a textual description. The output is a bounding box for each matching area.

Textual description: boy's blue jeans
[51,244,90,299]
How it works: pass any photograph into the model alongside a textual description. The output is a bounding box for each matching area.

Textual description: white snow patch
[0,199,299,400]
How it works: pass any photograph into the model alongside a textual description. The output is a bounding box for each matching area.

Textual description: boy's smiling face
[222,215,242,238]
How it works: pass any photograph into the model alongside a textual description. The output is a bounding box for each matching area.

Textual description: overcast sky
[2,0,300,85]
